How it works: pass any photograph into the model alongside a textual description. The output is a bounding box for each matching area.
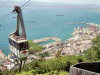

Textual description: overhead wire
[0,12,12,20]
[21,0,36,9]
[0,0,35,50]
[0,0,37,51]
[20,0,31,8]
[0,0,36,32]
[0,0,34,20]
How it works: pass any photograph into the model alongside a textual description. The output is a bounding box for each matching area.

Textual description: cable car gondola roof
[9,32,27,43]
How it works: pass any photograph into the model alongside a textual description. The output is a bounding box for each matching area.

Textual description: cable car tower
[8,6,29,59]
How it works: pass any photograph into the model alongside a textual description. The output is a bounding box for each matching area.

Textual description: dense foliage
[15,55,85,75]
[16,71,68,75]
[1,55,85,75]
[1,36,100,75]
[38,55,85,73]
[28,40,43,54]
[84,36,100,61]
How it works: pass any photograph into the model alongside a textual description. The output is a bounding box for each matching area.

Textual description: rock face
[70,62,100,75]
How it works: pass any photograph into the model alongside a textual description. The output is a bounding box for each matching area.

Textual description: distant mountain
[0,1,25,8]
[0,1,100,11]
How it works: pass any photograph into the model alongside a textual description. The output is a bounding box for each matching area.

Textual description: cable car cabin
[9,33,29,59]
[8,6,29,59]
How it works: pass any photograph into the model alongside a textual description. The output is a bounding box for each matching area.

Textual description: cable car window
[18,41,28,50]
[9,38,19,49]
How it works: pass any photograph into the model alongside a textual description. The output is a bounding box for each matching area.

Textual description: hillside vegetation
[28,40,43,54]
[1,36,100,75]
[84,36,100,62]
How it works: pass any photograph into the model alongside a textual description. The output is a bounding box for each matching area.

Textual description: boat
[27,21,35,23]
[12,17,17,18]
[56,15,64,16]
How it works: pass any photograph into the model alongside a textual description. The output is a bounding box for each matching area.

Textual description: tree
[28,40,43,54]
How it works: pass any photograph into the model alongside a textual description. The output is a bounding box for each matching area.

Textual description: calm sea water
[0,7,100,55]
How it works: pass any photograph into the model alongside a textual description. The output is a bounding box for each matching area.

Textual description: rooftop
[9,33,27,43]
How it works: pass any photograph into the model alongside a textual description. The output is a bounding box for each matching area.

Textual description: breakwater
[33,36,62,44]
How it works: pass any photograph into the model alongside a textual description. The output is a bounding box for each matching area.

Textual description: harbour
[0,7,99,54]
[1,22,99,70]
[40,23,100,59]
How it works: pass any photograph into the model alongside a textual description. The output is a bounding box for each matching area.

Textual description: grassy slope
[16,71,69,75]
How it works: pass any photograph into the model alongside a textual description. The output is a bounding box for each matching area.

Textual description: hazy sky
[2,0,100,5]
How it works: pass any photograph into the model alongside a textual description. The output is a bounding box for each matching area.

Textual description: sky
[1,0,100,5]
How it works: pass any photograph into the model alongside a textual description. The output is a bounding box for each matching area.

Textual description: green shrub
[39,52,49,58]
[77,55,86,63]
[28,40,43,54]
[22,59,40,71]
[84,48,98,62]
[38,55,79,73]
[84,36,100,61]
[16,70,68,75]
[2,69,16,75]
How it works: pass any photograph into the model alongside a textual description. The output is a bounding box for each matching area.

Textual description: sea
[0,7,100,55]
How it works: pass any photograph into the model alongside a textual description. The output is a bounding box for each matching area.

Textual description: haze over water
[0,6,100,55]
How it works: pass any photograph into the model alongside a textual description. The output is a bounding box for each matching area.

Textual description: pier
[33,36,62,43]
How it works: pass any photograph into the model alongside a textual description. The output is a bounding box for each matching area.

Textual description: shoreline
[0,22,100,70]
[40,23,100,59]
[1,23,100,58]
[33,36,62,44]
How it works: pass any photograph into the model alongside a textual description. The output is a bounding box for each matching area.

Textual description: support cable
[0,0,35,20]
[20,0,31,8]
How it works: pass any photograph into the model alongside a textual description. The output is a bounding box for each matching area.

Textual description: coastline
[0,23,100,59]
[63,23,100,54]
[40,23,100,59]
[0,22,100,70]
